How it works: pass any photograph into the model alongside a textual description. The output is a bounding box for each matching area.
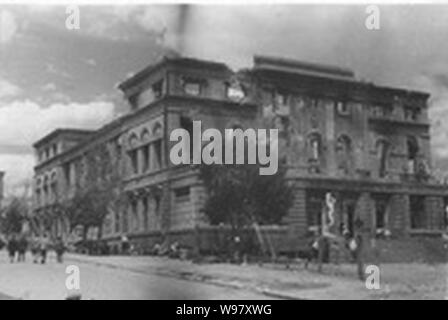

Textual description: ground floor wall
[283,180,447,241]
[34,176,448,261]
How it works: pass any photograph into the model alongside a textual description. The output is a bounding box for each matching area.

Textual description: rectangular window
[410,196,426,229]
[63,163,71,186]
[114,211,120,233]
[306,191,323,231]
[174,187,190,203]
[274,91,288,108]
[129,150,138,174]
[404,107,420,121]
[131,201,138,232]
[152,79,164,99]
[336,101,350,115]
[183,80,202,96]
[153,140,162,170]
[142,145,150,172]
[143,198,148,232]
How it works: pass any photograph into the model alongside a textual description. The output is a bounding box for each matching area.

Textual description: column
[137,148,144,175]
[390,194,410,236]
[325,99,336,175]
[283,187,307,236]
[355,192,374,234]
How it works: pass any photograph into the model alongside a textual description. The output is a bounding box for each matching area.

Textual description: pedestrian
[30,235,40,264]
[7,234,18,263]
[39,233,50,264]
[120,234,129,255]
[54,236,66,263]
[17,234,28,262]
[353,218,365,281]
[304,233,319,269]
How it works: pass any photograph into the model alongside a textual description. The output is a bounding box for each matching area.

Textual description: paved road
[0,250,270,300]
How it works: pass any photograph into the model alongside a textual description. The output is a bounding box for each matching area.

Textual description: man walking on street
[39,233,51,264]
[30,235,40,264]
[54,236,66,263]
[7,234,18,263]
[17,234,28,262]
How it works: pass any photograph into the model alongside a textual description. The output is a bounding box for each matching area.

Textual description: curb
[66,255,309,300]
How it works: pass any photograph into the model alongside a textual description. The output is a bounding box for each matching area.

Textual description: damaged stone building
[32,55,448,255]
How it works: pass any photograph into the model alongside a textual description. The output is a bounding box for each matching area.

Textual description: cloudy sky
[1,4,448,195]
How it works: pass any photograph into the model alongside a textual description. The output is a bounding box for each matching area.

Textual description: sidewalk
[65,253,383,300]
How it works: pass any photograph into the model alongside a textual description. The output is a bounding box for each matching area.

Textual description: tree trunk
[82,225,88,241]
[97,223,103,240]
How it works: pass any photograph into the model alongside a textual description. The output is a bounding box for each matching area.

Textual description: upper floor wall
[32,54,436,210]
[33,129,94,166]
[118,56,253,113]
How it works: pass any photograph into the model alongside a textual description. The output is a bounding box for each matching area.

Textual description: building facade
[32,55,448,253]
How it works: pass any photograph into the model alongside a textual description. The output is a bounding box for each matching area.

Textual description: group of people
[6,233,66,264]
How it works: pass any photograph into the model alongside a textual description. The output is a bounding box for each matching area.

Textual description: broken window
[225,82,246,101]
[183,79,202,96]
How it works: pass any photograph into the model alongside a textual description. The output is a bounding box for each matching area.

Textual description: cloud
[0,154,35,197]
[0,9,18,43]
[0,99,115,148]
[85,58,97,66]
[41,83,57,91]
[0,77,21,99]
[0,99,115,195]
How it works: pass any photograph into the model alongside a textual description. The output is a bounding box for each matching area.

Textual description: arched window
[308,133,322,161]
[152,122,163,137]
[407,136,419,174]
[152,122,163,170]
[376,139,390,178]
[336,135,352,175]
[128,132,139,149]
[307,133,322,173]
[141,128,150,143]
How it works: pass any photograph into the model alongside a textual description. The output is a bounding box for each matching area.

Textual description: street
[0,249,446,300]
[0,250,270,300]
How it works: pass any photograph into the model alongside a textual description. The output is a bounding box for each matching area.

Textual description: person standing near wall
[354,218,365,281]
[17,234,28,262]
[7,234,18,263]
[39,233,50,264]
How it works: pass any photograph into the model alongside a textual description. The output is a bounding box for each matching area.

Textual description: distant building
[32,55,448,253]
